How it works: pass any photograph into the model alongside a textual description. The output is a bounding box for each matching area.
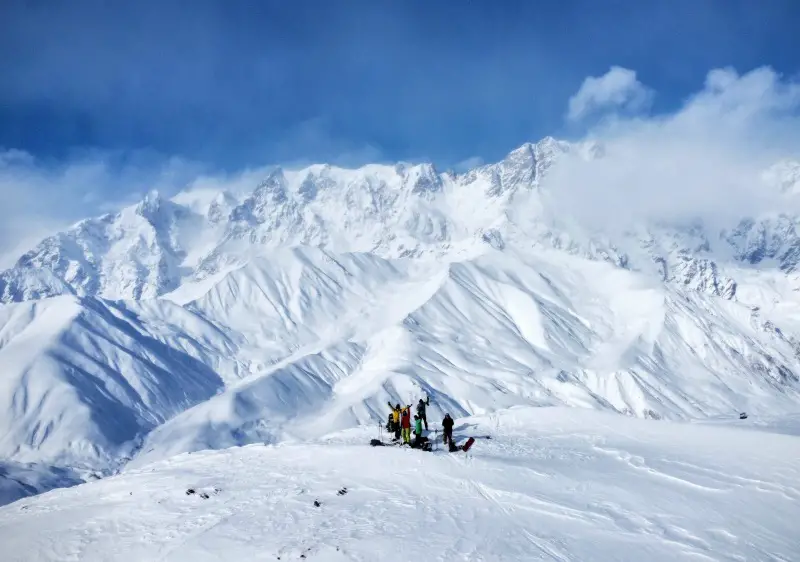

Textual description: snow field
[1,407,798,561]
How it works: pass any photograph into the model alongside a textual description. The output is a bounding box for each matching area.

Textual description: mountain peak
[135,189,163,216]
[403,162,442,195]
[256,168,287,192]
[249,168,290,207]
[495,139,568,191]
[505,142,535,161]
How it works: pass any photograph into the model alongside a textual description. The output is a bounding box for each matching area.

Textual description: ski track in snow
[1,408,798,561]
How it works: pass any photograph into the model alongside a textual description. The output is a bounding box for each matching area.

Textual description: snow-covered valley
[1,138,800,559]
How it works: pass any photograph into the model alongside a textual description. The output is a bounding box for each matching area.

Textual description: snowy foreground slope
[1,407,798,561]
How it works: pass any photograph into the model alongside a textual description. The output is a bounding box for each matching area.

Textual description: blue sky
[2,0,799,171]
[2,0,800,263]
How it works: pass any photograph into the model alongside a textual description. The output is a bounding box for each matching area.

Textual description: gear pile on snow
[372,405,479,453]
[185,487,221,499]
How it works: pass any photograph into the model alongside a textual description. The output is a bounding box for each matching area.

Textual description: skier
[442,413,454,446]
[416,396,430,430]
[388,402,401,440]
[413,414,423,444]
[400,405,412,444]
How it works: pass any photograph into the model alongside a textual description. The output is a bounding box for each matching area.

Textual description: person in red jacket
[400,405,412,444]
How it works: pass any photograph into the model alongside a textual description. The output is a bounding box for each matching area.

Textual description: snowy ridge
[0,296,225,466]
[0,138,587,302]
[2,137,797,303]
[1,138,800,511]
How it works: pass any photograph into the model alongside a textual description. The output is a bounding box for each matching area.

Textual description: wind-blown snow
[1,407,798,561]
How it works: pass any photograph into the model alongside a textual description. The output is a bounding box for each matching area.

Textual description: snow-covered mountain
[2,137,800,508]
[4,136,788,306]
[0,138,606,303]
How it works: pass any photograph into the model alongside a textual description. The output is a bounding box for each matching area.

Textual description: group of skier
[386,396,455,448]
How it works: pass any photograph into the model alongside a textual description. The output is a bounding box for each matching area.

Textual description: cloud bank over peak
[567,66,653,122]
[546,65,800,234]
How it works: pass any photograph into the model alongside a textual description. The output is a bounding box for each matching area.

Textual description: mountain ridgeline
[7,137,798,304]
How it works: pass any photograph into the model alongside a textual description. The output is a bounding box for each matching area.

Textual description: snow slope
[3,245,800,503]
[1,407,798,561]
[0,294,234,503]
[1,138,800,509]
[128,245,800,467]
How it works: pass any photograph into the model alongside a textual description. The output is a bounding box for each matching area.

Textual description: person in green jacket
[413,415,423,446]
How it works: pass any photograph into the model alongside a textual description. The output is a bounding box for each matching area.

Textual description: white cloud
[567,66,652,122]
[0,151,205,268]
[547,66,800,235]
[453,156,484,172]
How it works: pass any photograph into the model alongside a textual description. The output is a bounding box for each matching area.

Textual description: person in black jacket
[416,396,430,430]
[442,413,454,445]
